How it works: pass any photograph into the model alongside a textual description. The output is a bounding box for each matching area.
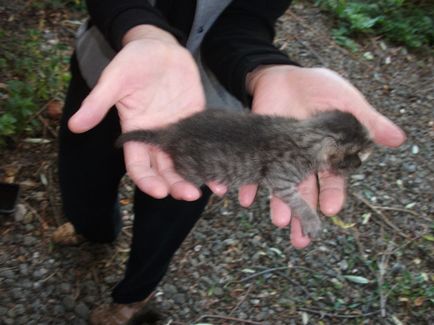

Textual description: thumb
[357,108,406,148]
[348,95,406,147]
[68,73,121,133]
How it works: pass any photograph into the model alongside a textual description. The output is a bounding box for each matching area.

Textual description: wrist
[122,24,179,47]
[246,64,302,96]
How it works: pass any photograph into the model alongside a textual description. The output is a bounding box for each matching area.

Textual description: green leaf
[343,275,370,284]
[423,234,434,242]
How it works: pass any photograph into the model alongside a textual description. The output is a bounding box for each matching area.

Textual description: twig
[40,272,56,283]
[390,232,429,256]
[298,307,380,319]
[377,237,395,317]
[229,283,254,316]
[351,193,410,238]
[238,266,289,283]
[374,206,420,217]
[194,314,265,325]
[293,36,328,66]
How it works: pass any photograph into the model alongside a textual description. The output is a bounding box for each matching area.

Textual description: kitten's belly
[173,156,262,187]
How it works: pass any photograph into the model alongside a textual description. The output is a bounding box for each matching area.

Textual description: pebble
[213,287,224,297]
[74,302,89,319]
[0,269,16,279]
[14,204,27,222]
[23,236,37,246]
[60,282,72,293]
[104,275,117,284]
[163,284,177,295]
[63,295,76,311]
[173,293,186,304]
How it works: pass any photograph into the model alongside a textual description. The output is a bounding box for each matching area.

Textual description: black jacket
[85,0,297,103]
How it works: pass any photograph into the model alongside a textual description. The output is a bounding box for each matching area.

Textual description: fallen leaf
[46,99,63,120]
[331,216,356,229]
[422,234,434,242]
[343,275,369,284]
[120,198,131,206]
[414,297,425,306]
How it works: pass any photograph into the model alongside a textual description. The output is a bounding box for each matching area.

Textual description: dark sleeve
[201,0,298,105]
[85,0,186,51]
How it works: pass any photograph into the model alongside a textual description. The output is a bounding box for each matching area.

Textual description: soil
[1,1,433,325]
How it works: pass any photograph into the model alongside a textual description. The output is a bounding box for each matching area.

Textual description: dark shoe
[89,292,159,325]
[52,222,85,246]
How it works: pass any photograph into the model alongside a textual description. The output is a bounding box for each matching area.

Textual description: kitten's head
[310,110,374,174]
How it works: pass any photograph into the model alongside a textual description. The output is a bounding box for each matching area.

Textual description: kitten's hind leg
[272,186,322,238]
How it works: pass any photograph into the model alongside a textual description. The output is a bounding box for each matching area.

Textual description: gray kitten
[117,109,373,238]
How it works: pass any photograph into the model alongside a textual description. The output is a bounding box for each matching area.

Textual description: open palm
[68,37,206,200]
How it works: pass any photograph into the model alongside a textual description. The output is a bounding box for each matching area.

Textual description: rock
[0,269,16,279]
[0,306,8,316]
[14,204,27,222]
[173,293,186,304]
[104,275,117,284]
[63,295,76,311]
[213,287,224,297]
[60,282,71,293]
[23,236,37,246]
[74,302,89,319]
[19,264,29,276]
[163,283,177,295]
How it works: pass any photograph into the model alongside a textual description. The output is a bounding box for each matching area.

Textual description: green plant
[0,26,71,146]
[315,0,434,50]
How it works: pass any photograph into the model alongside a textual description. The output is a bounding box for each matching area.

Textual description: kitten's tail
[116,130,162,148]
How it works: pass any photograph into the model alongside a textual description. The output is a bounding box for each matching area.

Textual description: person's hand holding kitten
[243,65,406,248]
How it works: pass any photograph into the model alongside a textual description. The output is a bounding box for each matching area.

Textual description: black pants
[58,55,211,303]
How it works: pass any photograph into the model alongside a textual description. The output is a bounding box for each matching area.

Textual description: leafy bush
[315,0,434,50]
[0,27,71,146]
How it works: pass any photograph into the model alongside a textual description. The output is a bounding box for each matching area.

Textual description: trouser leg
[58,55,124,243]
[111,186,211,303]
[60,55,212,303]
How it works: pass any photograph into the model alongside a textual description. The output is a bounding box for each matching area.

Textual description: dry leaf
[46,99,63,120]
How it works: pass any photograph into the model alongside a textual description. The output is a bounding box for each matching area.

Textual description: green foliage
[0,27,71,146]
[315,0,434,50]
[30,0,86,11]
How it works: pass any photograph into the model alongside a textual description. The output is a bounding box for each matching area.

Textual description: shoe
[52,222,85,246]
[89,292,159,325]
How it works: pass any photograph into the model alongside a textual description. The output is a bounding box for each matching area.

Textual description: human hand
[241,65,406,247]
[68,25,206,200]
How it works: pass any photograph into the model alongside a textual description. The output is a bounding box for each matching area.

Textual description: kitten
[117,109,373,238]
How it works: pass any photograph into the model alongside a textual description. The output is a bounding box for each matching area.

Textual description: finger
[123,142,169,198]
[318,171,346,216]
[68,71,121,133]
[155,150,201,201]
[207,181,228,197]
[290,216,311,248]
[298,174,319,210]
[292,174,318,242]
[347,96,406,147]
[270,196,291,228]
[238,184,258,207]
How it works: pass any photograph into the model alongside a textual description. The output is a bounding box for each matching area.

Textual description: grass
[0,2,84,147]
[314,0,434,51]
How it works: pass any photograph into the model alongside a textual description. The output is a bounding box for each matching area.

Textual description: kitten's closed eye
[337,154,361,170]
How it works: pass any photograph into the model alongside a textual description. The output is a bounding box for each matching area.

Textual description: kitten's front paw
[300,215,322,239]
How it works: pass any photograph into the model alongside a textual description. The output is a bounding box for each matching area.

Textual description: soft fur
[117,109,373,238]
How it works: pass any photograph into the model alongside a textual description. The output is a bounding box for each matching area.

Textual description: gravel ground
[1,1,433,324]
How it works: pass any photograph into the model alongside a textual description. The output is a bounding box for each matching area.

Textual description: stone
[63,295,75,311]
[74,302,89,319]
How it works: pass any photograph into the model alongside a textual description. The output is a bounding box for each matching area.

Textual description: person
[53,0,406,324]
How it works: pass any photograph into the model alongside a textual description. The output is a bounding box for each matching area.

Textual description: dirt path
[1,2,433,324]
